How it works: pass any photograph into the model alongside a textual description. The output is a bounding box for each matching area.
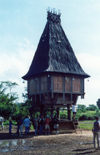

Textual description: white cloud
[0,39,35,102]
[77,53,100,106]
[77,53,100,76]
[0,39,35,79]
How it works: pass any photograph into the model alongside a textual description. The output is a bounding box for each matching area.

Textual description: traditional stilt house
[22,11,89,129]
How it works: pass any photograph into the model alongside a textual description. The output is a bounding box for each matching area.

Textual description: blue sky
[0,0,100,105]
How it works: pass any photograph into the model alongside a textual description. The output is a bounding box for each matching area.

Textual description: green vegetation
[0,81,18,119]
[3,120,17,125]
[0,81,31,121]
[60,105,100,121]
[79,121,94,130]
[0,80,100,131]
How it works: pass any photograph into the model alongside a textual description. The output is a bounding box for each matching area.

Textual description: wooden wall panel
[28,79,35,95]
[28,76,82,95]
[41,76,47,92]
[65,77,71,92]
[72,78,81,93]
[28,78,39,95]
[53,76,63,92]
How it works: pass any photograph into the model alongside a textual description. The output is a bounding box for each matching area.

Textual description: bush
[79,115,95,121]
[60,110,67,119]
[78,111,97,121]
[60,113,67,119]
[79,115,88,120]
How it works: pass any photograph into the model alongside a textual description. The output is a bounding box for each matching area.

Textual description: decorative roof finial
[58,9,61,16]
[53,8,56,14]
[47,7,50,12]
[47,8,61,23]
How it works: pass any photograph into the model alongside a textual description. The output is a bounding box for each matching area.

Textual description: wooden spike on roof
[23,11,89,80]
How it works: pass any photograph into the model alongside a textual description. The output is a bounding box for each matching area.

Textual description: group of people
[6,114,100,150]
[9,116,31,136]
[33,115,59,136]
[8,114,59,136]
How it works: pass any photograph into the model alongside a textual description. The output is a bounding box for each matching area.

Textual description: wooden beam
[67,104,71,120]
[63,77,65,101]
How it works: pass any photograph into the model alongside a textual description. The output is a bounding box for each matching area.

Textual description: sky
[0,0,100,106]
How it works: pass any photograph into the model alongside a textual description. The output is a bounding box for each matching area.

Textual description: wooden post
[51,107,54,119]
[40,105,44,116]
[56,108,59,120]
[81,78,84,99]
[67,104,71,120]
[51,76,54,99]
[63,77,65,101]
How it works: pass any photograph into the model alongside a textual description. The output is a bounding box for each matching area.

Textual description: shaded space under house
[22,11,90,131]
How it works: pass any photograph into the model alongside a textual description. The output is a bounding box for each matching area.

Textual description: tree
[0,81,18,119]
[86,104,97,111]
[22,87,32,116]
[77,104,87,112]
[97,98,100,109]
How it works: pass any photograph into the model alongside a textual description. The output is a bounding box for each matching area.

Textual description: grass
[79,120,94,130]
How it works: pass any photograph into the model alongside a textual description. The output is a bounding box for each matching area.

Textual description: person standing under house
[72,105,77,120]
[16,116,23,136]
[92,117,100,149]
[16,118,20,136]
[9,117,12,135]
[19,117,23,136]
[45,115,51,135]
[33,115,39,136]
[23,116,31,134]
[53,115,59,134]
[39,115,45,135]
[0,116,4,130]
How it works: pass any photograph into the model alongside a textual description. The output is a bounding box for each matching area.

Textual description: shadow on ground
[73,147,97,155]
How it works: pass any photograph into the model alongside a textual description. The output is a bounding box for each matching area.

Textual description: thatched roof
[23,11,89,80]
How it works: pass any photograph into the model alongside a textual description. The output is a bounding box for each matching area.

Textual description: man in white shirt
[72,105,77,120]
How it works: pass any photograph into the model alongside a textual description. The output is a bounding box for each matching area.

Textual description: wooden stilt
[67,104,71,120]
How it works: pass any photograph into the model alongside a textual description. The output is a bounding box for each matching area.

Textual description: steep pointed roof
[23,11,89,80]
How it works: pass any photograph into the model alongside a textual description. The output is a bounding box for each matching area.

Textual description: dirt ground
[0,130,100,155]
